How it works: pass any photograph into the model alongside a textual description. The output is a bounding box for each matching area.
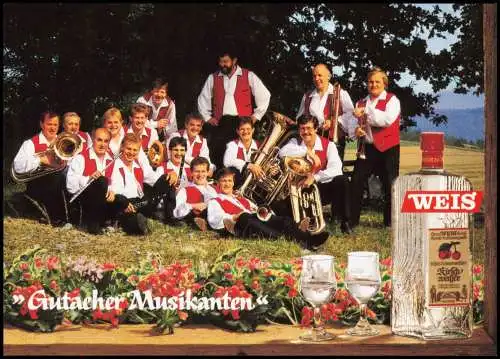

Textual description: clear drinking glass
[299,255,337,341]
[344,251,381,336]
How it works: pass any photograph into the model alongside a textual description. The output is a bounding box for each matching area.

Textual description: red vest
[357,92,400,152]
[118,161,144,190]
[185,186,204,204]
[31,135,49,153]
[179,130,203,158]
[124,126,152,151]
[78,131,90,151]
[234,139,259,160]
[162,163,192,181]
[215,196,252,215]
[303,90,344,119]
[81,149,114,181]
[212,68,252,120]
[299,136,330,173]
[142,92,174,121]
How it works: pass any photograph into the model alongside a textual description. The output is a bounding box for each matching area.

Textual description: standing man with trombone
[12,111,77,227]
[349,67,401,228]
[297,63,356,163]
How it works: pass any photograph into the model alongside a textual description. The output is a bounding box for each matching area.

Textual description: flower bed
[3,247,485,334]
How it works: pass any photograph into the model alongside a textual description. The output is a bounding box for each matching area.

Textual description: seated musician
[12,111,68,226]
[222,116,263,188]
[173,156,218,231]
[136,78,178,142]
[66,128,119,234]
[62,112,92,152]
[206,168,329,250]
[109,133,177,234]
[167,113,215,177]
[278,115,352,234]
[124,103,159,153]
[152,136,193,226]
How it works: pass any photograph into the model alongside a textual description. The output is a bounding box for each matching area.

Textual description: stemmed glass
[299,255,337,342]
[344,251,381,336]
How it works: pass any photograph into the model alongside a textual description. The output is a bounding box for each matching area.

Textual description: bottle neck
[421,150,444,171]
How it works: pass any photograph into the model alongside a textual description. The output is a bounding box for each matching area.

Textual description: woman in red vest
[12,111,68,226]
[207,168,329,250]
[350,67,401,228]
[197,50,271,171]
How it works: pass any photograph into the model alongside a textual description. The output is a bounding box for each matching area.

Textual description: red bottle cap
[420,132,444,169]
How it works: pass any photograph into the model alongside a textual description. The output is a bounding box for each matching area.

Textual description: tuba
[148,140,166,169]
[11,132,83,183]
[239,112,325,234]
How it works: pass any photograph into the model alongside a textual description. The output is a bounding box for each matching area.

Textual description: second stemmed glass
[344,251,381,336]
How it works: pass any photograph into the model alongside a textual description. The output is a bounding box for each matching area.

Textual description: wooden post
[483,3,497,343]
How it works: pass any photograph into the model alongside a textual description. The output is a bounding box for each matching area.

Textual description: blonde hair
[367,67,389,87]
[63,111,81,124]
[121,133,141,148]
[102,107,123,125]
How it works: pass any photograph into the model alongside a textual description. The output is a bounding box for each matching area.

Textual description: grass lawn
[3,144,485,267]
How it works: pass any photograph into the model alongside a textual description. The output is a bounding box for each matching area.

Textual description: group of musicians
[12,49,401,250]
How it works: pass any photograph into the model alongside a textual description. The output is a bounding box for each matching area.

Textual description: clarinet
[69,152,121,203]
[176,155,186,188]
[130,193,164,211]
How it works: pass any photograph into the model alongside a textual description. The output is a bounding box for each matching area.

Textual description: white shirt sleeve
[13,140,42,174]
[109,164,125,197]
[142,159,159,187]
[314,142,343,183]
[148,129,159,146]
[248,71,271,121]
[207,199,233,230]
[198,138,215,172]
[296,94,306,119]
[338,89,356,139]
[65,154,90,194]
[278,138,305,158]
[165,102,178,136]
[197,75,214,122]
[223,142,246,172]
[365,95,401,128]
[173,187,192,219]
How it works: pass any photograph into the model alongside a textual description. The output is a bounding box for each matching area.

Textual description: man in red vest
[13,111,68,226]
[66,128,119,234]
[207,168,329,250]
[124,103,159,153]
[278,115,352,234]
[197,50,271,170]
[297,63,356,163]
[62,112,92,153]
[350,67,401,228]
[136,78,178,142]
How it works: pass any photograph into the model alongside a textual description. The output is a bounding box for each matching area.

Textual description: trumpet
[355,104,367,160]
[11,132,83,183]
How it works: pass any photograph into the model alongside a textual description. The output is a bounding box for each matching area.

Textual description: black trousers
[350,143,400,227]
[78,176,123,227]
[183,209,208,229]
[234,212,318,244]
[271,175,350,224]
[202,115,240,171]
[26,171,67,224]
[117,176,176,234]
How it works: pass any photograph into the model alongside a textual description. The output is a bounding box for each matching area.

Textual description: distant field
[344,142,485,190]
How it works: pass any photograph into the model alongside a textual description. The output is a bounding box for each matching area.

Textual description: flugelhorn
[355,104,367,160]
[148,140,166,169]
[11,132,83,183]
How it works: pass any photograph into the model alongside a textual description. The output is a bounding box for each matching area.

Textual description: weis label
[401,191,483,213]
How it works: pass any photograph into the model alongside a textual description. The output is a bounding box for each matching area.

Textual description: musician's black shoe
[305,231,329,251]
[164,218,183,227]
[136,213,151,235]
[88,221,103,235]
[340,221,353,234]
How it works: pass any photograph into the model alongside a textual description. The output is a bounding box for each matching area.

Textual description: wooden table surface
[4,323,496,356]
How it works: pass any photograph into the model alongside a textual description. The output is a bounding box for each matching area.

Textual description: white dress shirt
[136,95,178,137]
[13,132,51,174]
[223,139,259,172]
[109,158,158,199]
[173,183,218,219]
[297,83,357,139]
[357,90,401,144]
[207,193,257,230]
[197,65,271,122]
[125,126,159,150]
[278,136,342,183]
[108,127,125,157]
[166,131,216,172]
[66,148,114,194]
[153,160,191,188]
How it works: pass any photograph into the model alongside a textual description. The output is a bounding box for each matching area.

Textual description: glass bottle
[391,132,473,339]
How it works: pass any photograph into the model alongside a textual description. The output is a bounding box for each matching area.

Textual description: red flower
[34,258,43,268]
[177,310,188,321]
[19,262,29,271]
[22,273,31,280]
[264,270,273,277]
[49,280,58,290]
[235,258,245,268]
[68,288,80,299]
[231,310,240,320]
[224,273,233,280]
[46,256,59,271]
[248,257,261,271]
[473,264,483,275]
[288,288,298,298]
[101,263,116,272]
[251,280,260,290]
[283,274,295,288]
[223,263,231,271]
[380,257,392,267]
